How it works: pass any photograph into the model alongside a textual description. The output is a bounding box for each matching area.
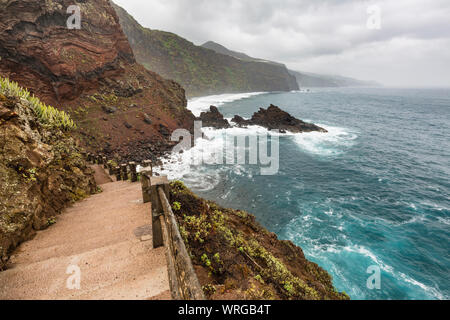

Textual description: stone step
[0,166,169,300]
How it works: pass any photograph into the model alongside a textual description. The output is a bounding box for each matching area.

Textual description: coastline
[150,92,349,299]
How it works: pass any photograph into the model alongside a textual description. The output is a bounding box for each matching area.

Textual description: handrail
[157,186,205,300]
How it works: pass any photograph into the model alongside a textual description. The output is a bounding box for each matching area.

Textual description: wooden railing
[141,173,205,300]
[86,153,152,183]
[86,152,204,300]
[158,187,205,300]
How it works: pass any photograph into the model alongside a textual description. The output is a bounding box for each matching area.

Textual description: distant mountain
[289,70,380,88]
[200,41,379,88]
[112,3,298,97]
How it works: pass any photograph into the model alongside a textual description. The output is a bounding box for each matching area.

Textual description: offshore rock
[232,104,327,133]
[198,106,231,129]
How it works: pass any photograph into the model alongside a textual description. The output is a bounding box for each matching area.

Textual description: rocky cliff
[112,3,299,97]
[0,78,96,269]
[0,0,195,161]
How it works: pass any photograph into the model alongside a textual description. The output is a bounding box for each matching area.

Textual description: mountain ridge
[201,41,379,88]
[112,3,298,97]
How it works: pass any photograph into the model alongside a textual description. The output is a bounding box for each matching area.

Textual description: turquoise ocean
[156,88,450,300]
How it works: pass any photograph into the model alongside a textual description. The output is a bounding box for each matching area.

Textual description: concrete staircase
[0,165,170,300]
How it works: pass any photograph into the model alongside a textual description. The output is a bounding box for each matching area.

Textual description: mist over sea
[156,87,450,300]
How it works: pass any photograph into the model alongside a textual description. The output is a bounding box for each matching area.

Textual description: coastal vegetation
[170,181,349,300]
[0,78,76,131]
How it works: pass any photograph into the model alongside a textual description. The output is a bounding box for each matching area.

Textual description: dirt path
[0,165,170,300]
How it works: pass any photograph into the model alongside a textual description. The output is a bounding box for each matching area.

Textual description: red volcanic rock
[0,0,195,159]
[0,0,134,101]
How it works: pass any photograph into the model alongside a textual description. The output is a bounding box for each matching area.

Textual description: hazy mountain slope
[112,3,298,97]
[289,70,379,88]
[201,41,284,67]
[201,42,378,88]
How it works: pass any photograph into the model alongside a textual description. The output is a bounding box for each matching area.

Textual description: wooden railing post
[121,164,128,181]
[142,160,153,176]
[140,170,151,203]
[150,177,169,249]
[108,163,114,176]
[157,184,206,300]
[129,162,138,182]
[115,166,121,181]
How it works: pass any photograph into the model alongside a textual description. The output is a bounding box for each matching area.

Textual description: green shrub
[0,77,76,130]
[172,201,181,211]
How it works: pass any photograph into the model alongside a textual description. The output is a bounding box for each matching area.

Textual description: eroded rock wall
[0,0,134,102]
[0,94,96,269]
[0,0,196,161]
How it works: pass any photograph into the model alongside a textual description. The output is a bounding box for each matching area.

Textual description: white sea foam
[437,217,450,225]
[158,92,357,190]
[153,124,280,191]
[187,92,265,116]
[292,124,358,156]
[343,245,445,299]
[397,272,445,300]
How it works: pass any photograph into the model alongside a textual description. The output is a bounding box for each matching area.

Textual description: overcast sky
[114,0,450,87]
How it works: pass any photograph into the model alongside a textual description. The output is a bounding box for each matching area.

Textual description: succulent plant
[0,77,76,131]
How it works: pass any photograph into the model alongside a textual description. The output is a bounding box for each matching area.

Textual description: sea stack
[232,104,328,133]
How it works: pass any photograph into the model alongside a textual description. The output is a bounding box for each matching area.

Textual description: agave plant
[0,77,76,131]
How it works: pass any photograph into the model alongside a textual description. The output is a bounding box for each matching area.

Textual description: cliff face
[0,0,134,102]
[0,0,195,160]
[112,3,299,97]
[0,79,96,269]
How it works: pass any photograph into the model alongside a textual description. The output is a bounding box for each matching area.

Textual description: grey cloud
[114,0,450,87]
